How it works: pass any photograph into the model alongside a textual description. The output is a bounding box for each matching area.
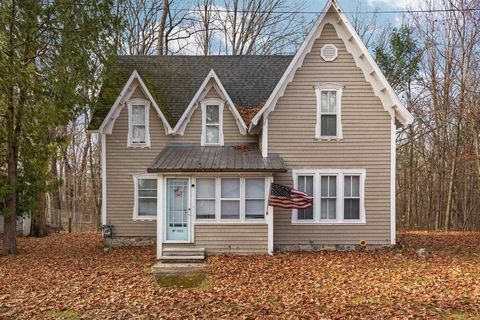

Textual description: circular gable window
[321,44,338,62]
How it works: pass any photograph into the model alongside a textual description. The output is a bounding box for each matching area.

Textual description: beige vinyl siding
[268,23,393,247]
[194,224,268,254]
[106,81,254,237]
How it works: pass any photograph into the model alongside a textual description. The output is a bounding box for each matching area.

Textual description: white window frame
[193,176,268,224]
[194,178,216,220]
[292,169,366,224]
[127,98,151,148]
[315,83,343,140]
[343,174,362,220]
[244,178,267,220]
[132,173,158,220]
[201,98,224,146]
[295,174,315,221]
[319,174,339,222]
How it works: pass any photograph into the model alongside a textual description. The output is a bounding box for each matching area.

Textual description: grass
[45,310,81,320]
[154,274,209,289]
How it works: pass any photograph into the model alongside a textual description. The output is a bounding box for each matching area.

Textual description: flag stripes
[268,183,313,209]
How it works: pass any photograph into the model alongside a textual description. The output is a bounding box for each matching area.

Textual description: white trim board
[390,116,397,245]
[98,70,172,135]
[249,0,414,132]
[101,133,107,231]
[172,69,248,136]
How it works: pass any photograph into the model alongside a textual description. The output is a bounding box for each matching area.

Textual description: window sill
[133,216,157,221]
[195,220,267,225]
[201,143,224,147]
[314,136,343,142]
[291,220,366,225]
[127,143,151,148]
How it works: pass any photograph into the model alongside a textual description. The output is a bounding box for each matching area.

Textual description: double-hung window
[195,177,266,222]
[320,175,337,220]
[195,178,216,219]
[128,99,151,147]
[201,99,224,146]
[245,178,265,219]
[315,84,343,140]
[133,175,157,219]
[293,169,365,224]
[297,175,314,220]
[220,178,241,219]
[344,175,361,220]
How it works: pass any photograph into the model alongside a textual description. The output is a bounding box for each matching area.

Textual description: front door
[165,178,190,242]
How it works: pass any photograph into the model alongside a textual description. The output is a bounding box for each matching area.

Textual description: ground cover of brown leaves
[0,232,479,319]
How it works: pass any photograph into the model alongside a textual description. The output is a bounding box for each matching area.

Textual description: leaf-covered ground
[0,232,479,319]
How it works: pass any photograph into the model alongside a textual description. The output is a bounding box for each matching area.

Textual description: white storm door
[165,178,190,242]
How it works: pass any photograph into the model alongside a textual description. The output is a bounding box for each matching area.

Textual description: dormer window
[315,83,343,140]
[127,99,151,147]
[201,98,224,146]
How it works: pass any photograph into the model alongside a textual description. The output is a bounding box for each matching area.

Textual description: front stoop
[152,247,208,279]
[159,247,206,263]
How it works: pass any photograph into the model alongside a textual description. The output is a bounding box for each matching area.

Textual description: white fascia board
[332,2,414,126]
[98,70,173,135]
[172,69,248,135]
[250,0,414,130]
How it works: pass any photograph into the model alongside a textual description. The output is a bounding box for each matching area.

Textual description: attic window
[201,98,224,146]
[127,98,151,148]
[321,44,338,62]
[315,83,343,140]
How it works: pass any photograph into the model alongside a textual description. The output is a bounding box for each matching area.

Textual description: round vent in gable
[321,44,338,62]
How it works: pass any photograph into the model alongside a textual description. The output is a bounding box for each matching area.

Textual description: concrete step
[162,247,206,257]
[159,255,205,263]
[151,262,208,276]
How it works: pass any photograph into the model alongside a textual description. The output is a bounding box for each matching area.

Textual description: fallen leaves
[0,231,479,319]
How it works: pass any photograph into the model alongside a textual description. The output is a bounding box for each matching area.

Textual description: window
[221,178,240,219]
[134,175,157,219]
[297,175,314,220]
[293,169,365,224]
[194,177,267,222]
[315,84,343,139]
[320,176,337,220]
[344,175,360,220]
[245,178,265,219]
[196,178,215,219]
[128,99,151,147]
[201,99,224,146]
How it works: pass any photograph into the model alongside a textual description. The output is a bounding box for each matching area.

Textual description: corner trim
[390,116,396,245]
[101,134,107,231]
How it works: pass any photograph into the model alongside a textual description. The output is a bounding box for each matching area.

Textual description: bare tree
[394,0,480,231]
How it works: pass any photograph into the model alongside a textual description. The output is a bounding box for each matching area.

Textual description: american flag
[268,183,313,209]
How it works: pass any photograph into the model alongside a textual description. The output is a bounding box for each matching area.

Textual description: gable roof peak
[250,0,414,129]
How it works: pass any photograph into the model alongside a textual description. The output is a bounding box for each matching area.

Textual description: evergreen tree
[0,0,119,254]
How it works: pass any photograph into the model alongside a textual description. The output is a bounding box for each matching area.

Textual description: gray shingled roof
[90,55,293,130]
[147,144,286,173]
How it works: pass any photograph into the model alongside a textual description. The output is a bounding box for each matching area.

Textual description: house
[89,0,413,259]
[0,216,28,235]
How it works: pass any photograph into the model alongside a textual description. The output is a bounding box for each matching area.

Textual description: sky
[304,0,423,26]
[305,0,423,12]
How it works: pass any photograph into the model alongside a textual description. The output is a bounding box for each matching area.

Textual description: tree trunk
[3,125,17,253]
[157,0,169,55]
[30,192,48,237]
